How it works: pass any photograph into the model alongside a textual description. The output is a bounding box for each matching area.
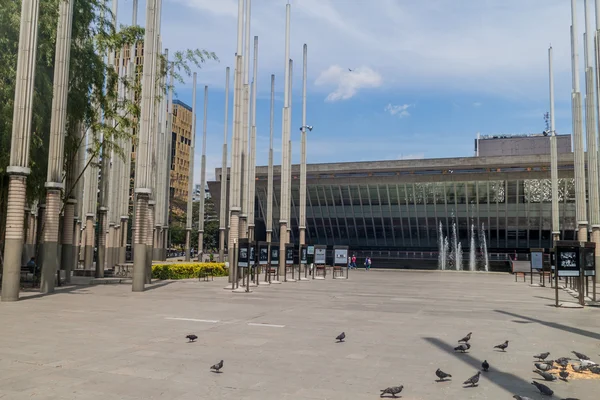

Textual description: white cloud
[398,153,425,160]
[385,103,411,118]
[315,65,383,101]
[124,0,580,100]
[473,102,482,107]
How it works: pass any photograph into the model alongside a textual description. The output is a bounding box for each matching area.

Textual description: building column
[96,208,107,278]
[40,189,61,293]
[60,199,76,284]
[84,215,94,270]
[146,202,155,283]
[119,218,128,263]
[218,229,225,262]
[1,0,41,302]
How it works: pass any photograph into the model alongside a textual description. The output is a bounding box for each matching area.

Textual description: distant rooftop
[479,133,570,140]
[173,99,192,112]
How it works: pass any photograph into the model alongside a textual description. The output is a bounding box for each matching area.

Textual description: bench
[332,265,344,278]
[199,268,213,282]
[20,265,37,282]
[114,264,133,278]
[314,265,326,278]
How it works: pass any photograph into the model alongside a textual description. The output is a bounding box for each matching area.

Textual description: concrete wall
[477,135,572,157]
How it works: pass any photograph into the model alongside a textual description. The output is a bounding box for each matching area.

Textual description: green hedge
[152,263,228,280]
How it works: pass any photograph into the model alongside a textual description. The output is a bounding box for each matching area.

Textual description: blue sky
[115,0,587,180]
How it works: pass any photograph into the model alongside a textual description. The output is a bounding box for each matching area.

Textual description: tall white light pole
[198,86,208,258]
[593,0,600,276]
[132,0,159,292]
[248,36,259,241]
[279,3,291,278]
[240,0,252,239]
[549,46,560,245]
[266,74,275,244]
[299,44,308,248]
[584,0,600,263]
[570,0,588,242]
[228,0,244,274]
[219,67,230,262]
[1,0,41,301]
[185,73,197,261]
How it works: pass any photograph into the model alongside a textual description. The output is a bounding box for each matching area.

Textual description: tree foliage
[0,0,218,243]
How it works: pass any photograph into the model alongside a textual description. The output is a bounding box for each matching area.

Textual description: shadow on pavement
[494,310,600,341]
[18,284,89,301]
[423,337,539,398]
[144,280,176,292]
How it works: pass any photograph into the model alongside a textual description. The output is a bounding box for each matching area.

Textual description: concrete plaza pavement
[0,270,599,399]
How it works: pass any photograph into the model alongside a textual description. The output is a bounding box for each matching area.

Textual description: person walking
[348,255,352,269]
[366,257,372,271]
[351,255,357,269]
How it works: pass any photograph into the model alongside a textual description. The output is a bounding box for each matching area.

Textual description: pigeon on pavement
[186,334,198,342]
[380,385,403,398]
[336,332,346,342]
[535,363,555,372]
[555,357,571,364]
[435,368,452,381]
[571,351,590,360]
[513,396,534,400]
[210,360,224,373]
[454,343,471,353]
[571,363,587,373]
[463,371,481,387]
[482,360,489,372]
[534,352,550,361]
[533,369,557,381]
[580,359,598,367]
[458,332,472,343]
[494,340,509,351]
[559,370,569,382]
[531,381,554,396]
[556,358,569,368]
[589,365,600,374]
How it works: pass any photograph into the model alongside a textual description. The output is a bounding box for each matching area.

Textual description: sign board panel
[271,247,279,264]
[237,241,249,268]
[314,247,327,264]
[531,251,544,270]
[334,248,348,265]
[249,244,255,266]
[258,242,269,265]
[300,246,308,264]
[285,245,294,265]
[556,242,580,277]
[307,245,315,255]
[583,246,596,276]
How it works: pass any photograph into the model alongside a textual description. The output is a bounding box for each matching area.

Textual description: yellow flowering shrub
[151,262,228,280]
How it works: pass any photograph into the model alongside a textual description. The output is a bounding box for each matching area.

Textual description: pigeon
[482,360,489,372]
[454,343,471,353]
[534,352,551,361]
[463,371,481,387]
[571,351,590,360]
[555,357,571,364]
[555,358,569,368]
[535,363,555,372]
[589,365,600,374]
[532,381,554,396]
[210,360,224,373]
[186,334,198,342]
[494,340,509,351]
[580,359,598,367]
[571,363,587,373]
[435,368,452,381]
[379,385,403,398]
[458,332,472,343]
[533,369,557,381]
[513,396,534,400]
[336,332,346,342]
[559,370,569,382]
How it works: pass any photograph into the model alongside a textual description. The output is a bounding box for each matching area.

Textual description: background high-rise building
[170,99,193,213]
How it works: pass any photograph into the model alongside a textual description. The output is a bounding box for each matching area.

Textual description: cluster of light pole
[550,0,600,276]
[220,0,310,284]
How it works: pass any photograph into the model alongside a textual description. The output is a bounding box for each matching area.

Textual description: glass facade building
[209,151,580,252]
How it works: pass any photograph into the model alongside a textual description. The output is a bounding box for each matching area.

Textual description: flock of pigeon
[184,331,597,398]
